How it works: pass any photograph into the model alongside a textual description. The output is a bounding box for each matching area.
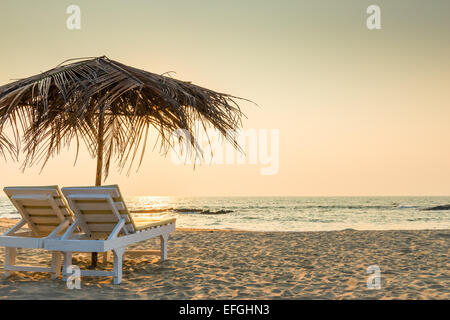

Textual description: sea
[1,196,449,232]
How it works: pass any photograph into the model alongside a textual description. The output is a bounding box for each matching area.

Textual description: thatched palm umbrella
[0,56,247,266]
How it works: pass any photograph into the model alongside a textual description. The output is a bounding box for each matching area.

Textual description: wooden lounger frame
[45,185,176,284]
[0,186,74,279]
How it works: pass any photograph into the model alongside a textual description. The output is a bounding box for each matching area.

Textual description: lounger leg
[113,247,125,285]
[62,251,73,281]
[102,251,110,264]
[90,252,98,268]
[160,234,169,261]
[51,251,62,280]
[4,247,16,278]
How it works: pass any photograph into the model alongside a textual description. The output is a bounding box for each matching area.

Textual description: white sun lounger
[44,185,176,284]
[0,186,74,279]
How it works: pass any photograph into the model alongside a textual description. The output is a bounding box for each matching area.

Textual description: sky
[0,0,449,196]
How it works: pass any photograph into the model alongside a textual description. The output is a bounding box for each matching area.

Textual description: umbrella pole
[95,112,104,187]
[91,112,105,268]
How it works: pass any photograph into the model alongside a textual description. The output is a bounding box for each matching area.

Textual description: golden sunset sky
[0,0,449,196]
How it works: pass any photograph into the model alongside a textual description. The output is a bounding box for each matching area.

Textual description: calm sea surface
[1,196,449,232]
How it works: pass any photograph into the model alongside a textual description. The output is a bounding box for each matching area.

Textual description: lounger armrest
[46,220,70,239]
[61,218,80,240]
[3,219,26,236]
[107,219,125,240]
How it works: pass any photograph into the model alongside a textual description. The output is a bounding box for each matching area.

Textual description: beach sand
[0,218,448,299]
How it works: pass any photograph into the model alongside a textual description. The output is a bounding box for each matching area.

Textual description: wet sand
[0,218,448,299]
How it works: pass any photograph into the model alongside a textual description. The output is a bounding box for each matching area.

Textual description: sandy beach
[0,218,448,299]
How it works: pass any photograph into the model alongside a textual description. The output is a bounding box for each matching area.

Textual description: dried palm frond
[0,56,249,180]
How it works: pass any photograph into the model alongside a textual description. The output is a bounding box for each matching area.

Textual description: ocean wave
[130,204,423,213]
[293,205,398,210]
[131,208,233,215]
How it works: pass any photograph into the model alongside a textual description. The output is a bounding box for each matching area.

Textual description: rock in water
[200,210,233,215]
[423,204,450,211]
[171,208,233,214]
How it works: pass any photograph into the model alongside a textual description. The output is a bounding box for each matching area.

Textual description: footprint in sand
[345,278,358,290]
